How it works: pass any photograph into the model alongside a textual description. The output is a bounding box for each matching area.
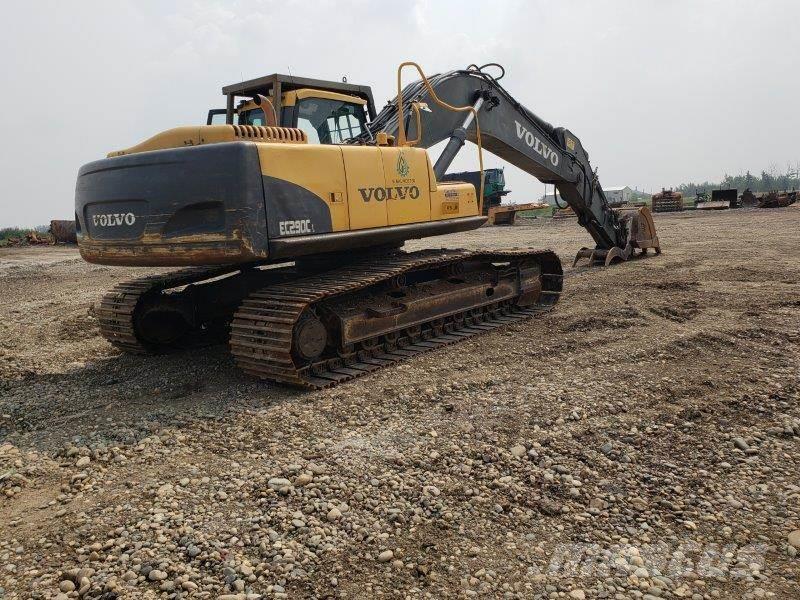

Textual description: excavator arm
[360,65,660,265]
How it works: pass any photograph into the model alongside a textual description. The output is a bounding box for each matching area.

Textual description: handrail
[395,62,485,213]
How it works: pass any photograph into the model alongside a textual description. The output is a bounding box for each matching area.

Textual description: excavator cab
[206,74,375,145]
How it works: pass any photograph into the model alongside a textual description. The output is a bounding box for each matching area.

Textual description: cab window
[296,97,366,144]
[239,108,266,126]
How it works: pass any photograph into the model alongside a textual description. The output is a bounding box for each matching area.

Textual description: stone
[268,477,292,492]
[59,580,75,593]
[733,437,749,451]
[569,590,586,600]
[378,550,394,562]
[307,462,326,475]
[327,507,342,522]
[148,569,168,581]
[76,456,91,467]
[788,530,800,549]
[510,444,527,458]
[294,473,313,487]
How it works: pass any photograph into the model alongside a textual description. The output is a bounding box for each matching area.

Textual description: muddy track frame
[230,249,562,388]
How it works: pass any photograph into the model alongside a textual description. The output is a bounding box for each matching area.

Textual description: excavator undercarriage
[78,63,658,387]
[230,249,561,388]
[97,248,562,388]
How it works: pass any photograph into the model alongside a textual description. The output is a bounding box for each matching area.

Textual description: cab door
[378,147,431,225]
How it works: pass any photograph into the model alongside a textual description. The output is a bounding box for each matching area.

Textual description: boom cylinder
[433,96,484,180]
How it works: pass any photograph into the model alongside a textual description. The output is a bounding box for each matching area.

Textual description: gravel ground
[1,207,798,599]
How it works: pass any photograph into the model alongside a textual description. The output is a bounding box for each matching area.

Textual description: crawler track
[96,266,238,354]
[230,248,562,388]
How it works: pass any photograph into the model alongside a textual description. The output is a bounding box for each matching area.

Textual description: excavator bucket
[627,206,660,253]
[573,207,661,267]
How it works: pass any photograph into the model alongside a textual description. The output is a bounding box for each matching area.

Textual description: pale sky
[2,0,799,226]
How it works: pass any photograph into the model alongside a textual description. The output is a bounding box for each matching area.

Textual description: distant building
[541,185,634,206]
[540,189,565,206]
[603,186,633,205]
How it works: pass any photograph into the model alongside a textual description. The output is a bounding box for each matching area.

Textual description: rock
[307,462,326,475]
[510,444,527,458]
[423,485,441,497]
[327,507,342,522]
[148,569,168,581]
[589,498,605,510]
[378,550,394,562]
[538,498,561,516]
[267,477,292,492]
[75,456,91,467]
[569,590,586,600]
[733,437,749,451]
[187,545,201,558]
[294,473,313,487]
[788,530,800,549]
[77,577,91,595]
[59,580,75,593]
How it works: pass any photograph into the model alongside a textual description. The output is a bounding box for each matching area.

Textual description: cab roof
[222,73,376,119]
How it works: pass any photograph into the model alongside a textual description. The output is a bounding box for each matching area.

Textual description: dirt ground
[1,207,798,599]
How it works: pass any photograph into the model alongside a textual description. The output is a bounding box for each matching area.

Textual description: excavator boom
[361,65,660,265]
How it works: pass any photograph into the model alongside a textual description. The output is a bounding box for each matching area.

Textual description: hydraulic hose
[396,62,486,214]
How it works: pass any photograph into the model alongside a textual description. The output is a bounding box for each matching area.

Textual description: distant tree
[671,163,800,194]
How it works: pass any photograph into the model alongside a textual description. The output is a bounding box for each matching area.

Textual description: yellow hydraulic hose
[396,62,485,214]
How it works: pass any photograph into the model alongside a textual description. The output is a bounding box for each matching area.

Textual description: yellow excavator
[75,63,659,388]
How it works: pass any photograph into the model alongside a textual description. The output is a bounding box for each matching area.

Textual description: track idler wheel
[292,312,328,363]
[134,294,199,350]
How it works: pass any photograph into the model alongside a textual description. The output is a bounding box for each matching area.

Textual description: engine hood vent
[108,125,307,157]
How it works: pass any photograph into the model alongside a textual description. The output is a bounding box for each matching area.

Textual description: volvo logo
[514,120,559,167]
[358,186,420,202]
[92,213,136,227]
